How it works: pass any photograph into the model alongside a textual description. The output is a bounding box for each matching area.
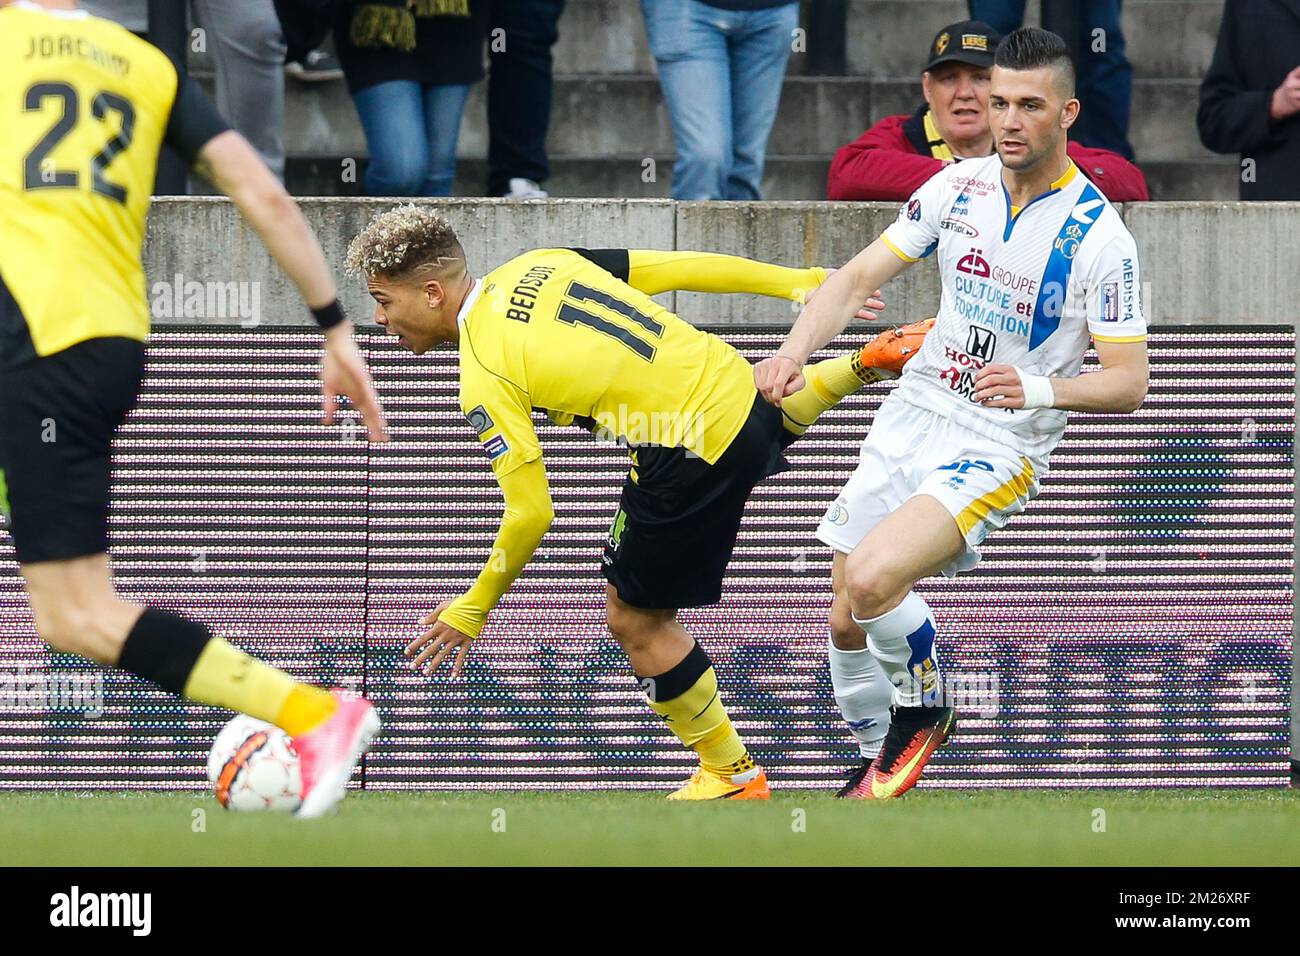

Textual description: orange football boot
[852,317,936,382]
[668,766,771,801]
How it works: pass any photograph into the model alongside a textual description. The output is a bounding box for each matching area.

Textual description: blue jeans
[968,0,1133,159]
[352,81,472,196]
[642,0,799,200]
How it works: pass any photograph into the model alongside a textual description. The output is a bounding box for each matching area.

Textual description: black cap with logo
[924,20,1001,72]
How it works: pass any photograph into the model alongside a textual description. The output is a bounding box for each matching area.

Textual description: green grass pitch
[2,788,1297,866]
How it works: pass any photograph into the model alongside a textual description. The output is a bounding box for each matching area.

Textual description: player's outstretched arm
[972,339,1149,413]
[755,237,912,404]
[404,458,554,678]
[193,131,390,442]
[624,249,825,300]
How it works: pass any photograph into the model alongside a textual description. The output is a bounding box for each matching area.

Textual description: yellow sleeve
[626,250,828,302]
[462,365,543,481]
[436,457,554,638]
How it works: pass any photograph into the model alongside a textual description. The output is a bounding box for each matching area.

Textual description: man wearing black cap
[827,20,1148,202]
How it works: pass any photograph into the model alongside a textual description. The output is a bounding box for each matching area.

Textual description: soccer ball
[207,715,302,812]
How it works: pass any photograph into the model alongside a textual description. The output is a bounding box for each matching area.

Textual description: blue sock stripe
[904,618,936,674]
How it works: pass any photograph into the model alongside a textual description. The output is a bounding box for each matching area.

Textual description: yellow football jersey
[0,3,225,367]
[458,248,786,476]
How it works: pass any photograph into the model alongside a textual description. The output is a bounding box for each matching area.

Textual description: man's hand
[321,322,390,441]
[404,600,475,678]
[809,269,886,321]
[972,364,1027,408]
[1271,66,1300,123]
[754,354,805,406]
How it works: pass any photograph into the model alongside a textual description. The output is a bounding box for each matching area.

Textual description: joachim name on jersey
[24,33,131,77]
[503,263,557,323]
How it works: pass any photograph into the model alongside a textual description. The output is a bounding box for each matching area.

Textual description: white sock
[852,591,942,709]
[827,636,892,759]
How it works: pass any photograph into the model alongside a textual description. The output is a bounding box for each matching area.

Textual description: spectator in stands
[334,0,489,197]
[83,0,288,180]
[827,20,1149,202]
[968,1,1134,159]
[641,0,800,200]
[1197,0,1300,201]
[487,0,566,198]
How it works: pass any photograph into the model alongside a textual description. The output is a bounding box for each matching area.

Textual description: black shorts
[602,391,789,609]
[0,338,145,564]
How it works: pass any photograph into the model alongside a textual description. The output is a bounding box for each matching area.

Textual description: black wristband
[311,299,346,330]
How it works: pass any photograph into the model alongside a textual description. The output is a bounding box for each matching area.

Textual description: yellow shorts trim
[954,456,1036,538]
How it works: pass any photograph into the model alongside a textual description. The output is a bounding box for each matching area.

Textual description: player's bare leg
[22,554,144,665]
[20,553,378,818]
[838,494,965,799]
[605,585,770,800]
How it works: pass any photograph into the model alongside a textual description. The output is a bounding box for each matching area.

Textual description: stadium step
[842,0,1222,80]
[284,155,1242,202]
[191,0,1221,81]
[223,74,1214,165]
[189,0,1230,199]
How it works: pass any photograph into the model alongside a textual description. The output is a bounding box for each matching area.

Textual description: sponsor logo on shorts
[937,458,995,484]
[607,508,628,550]
[938,458,995,473]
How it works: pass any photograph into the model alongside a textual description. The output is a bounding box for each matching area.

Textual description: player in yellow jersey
[0,0,390,817]
[347,205,932,799]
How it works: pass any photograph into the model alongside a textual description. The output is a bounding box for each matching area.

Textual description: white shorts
[815,397,1046,577]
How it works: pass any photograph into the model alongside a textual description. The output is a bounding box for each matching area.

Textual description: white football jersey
[881,154,1146,460]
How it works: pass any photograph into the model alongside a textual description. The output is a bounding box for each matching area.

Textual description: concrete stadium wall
[145,198,1300,328]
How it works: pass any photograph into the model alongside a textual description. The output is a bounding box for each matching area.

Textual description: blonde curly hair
[345,204,466,281]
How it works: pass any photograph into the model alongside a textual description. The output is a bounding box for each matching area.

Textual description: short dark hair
[993,27,1076,97]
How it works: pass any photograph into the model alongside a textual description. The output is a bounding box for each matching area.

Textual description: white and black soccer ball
[207,715,302,813]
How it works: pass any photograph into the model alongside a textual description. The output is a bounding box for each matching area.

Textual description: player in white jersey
[755,28,1150,800]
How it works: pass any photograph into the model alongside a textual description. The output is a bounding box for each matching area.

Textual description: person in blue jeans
[334,0,489,196]
[642,0,801,200]
[969,0,1134,159]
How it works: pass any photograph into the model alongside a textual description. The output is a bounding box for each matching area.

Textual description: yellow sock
[780,352,883,437]
[645,653,754,776]
[275,684,340,737]
[181,638,337,736]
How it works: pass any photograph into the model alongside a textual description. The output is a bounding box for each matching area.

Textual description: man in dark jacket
[1197,0,1300,200]
[828,20,1149,202]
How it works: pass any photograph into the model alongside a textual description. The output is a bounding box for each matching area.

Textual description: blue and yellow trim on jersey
[1091,332,1146,344]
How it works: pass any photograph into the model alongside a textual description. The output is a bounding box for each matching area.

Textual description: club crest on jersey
[1053,223,1084,260]
[905,199,922,221]
[956,248,990,277]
